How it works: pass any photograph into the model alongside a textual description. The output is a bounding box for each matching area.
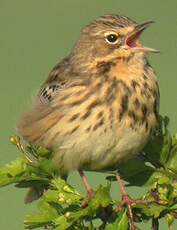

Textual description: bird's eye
[105,33,118,44]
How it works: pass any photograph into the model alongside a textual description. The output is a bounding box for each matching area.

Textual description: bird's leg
[115,174,136,230]
[79,170,95,197]
[78,170,95,206]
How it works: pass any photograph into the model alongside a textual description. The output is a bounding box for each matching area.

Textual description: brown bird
[18,15,159,227]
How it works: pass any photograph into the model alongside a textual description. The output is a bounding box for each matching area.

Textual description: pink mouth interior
[126,30,142,48]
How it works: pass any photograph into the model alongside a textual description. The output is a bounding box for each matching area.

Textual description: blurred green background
[0,0,177,229]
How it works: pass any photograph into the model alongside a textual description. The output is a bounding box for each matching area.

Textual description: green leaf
[24,200,58,229]
[106,175,117,182]
[53,215,71,230]
[105,209,128,230]
[33,146,53,158]
[169,202,177,211]
[36,158,58,176]
[15,177,50,188]
[120,158,153,175]
[42,178,82,207]
[2,115,177,229]
[89,185,112,209]
[167,135,177,174]
[54,208,90,230]
[117,157,155,186]
[144,116,172,167]
[51,178,75,192]
[140,203,167,218]
[166,213,174,230]
[0,157,26,187]
[44,189,81,206]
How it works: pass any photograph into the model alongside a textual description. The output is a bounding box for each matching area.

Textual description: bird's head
[71,15,158,70]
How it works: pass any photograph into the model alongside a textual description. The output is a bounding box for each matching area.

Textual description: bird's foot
[116,194,137,230]
[87,188,96,198]
[115,174,139,230]
[78,170,96,207]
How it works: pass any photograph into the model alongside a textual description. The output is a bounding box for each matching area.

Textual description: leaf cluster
[0,116,177,229]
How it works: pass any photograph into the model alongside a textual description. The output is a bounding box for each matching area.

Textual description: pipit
[18,15,159,228]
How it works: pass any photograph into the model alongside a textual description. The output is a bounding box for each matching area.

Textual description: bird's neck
[108,53,147,81]
[69,52,146,78]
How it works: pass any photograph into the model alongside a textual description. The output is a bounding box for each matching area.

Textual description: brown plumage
[18,15,159,217]
[18,15,159,174]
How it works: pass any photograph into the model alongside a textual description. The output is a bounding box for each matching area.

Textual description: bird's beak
[122,21,159,53]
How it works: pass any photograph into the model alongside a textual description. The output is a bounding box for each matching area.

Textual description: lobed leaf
[0,157,26,187]
[24,200,58,229]
[144,116,172,167]
[105,209,128,230]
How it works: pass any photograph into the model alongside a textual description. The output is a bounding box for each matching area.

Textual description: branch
[152,218,159,230]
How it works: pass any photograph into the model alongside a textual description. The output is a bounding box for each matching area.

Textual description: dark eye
[105,33,118,44]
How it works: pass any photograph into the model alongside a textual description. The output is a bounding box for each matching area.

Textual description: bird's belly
[87,125,149,171]
[52,121,150,173]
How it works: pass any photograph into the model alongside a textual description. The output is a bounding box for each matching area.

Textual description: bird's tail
[17,102,60,147]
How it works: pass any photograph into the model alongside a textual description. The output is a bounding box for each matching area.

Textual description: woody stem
[116,174,136,230]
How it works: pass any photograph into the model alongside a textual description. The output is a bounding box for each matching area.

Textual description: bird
[18,14,159,227]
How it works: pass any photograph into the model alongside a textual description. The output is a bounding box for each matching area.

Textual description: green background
[0,0,177,229]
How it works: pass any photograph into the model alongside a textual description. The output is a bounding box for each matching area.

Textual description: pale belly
[52,120,151,174]
[89,126,149,171]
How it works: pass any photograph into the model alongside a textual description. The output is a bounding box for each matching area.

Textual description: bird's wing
[38,57,72,105]
[38,80,70,104]
[18,58,75,145]
[38,57,87,106]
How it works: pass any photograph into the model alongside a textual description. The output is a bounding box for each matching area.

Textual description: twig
[172,212,177,219]
[116,174,136,230]
[152,218,159,230]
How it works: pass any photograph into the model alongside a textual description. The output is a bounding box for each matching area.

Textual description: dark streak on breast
[134,98,140,109]
[87,99,101,111]
[128,110,138,123]
[141,104,148,122]
[105,86,115,103]
[143,74,148,80]
[68,113,80,122]
[117,79,132,95]
[145,121,149,132]
[85,126,92,132]
[131,80,140,91]
[81,110,92,120]
[119,94,129,121]
[69,90,92,107]
[97,61,112,74]
[97,111,104,119]
[93,118,104,131]
[143,82,149,90]
[70,125,80,134]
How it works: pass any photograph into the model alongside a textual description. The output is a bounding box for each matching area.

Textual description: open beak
[123,21,159,53]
